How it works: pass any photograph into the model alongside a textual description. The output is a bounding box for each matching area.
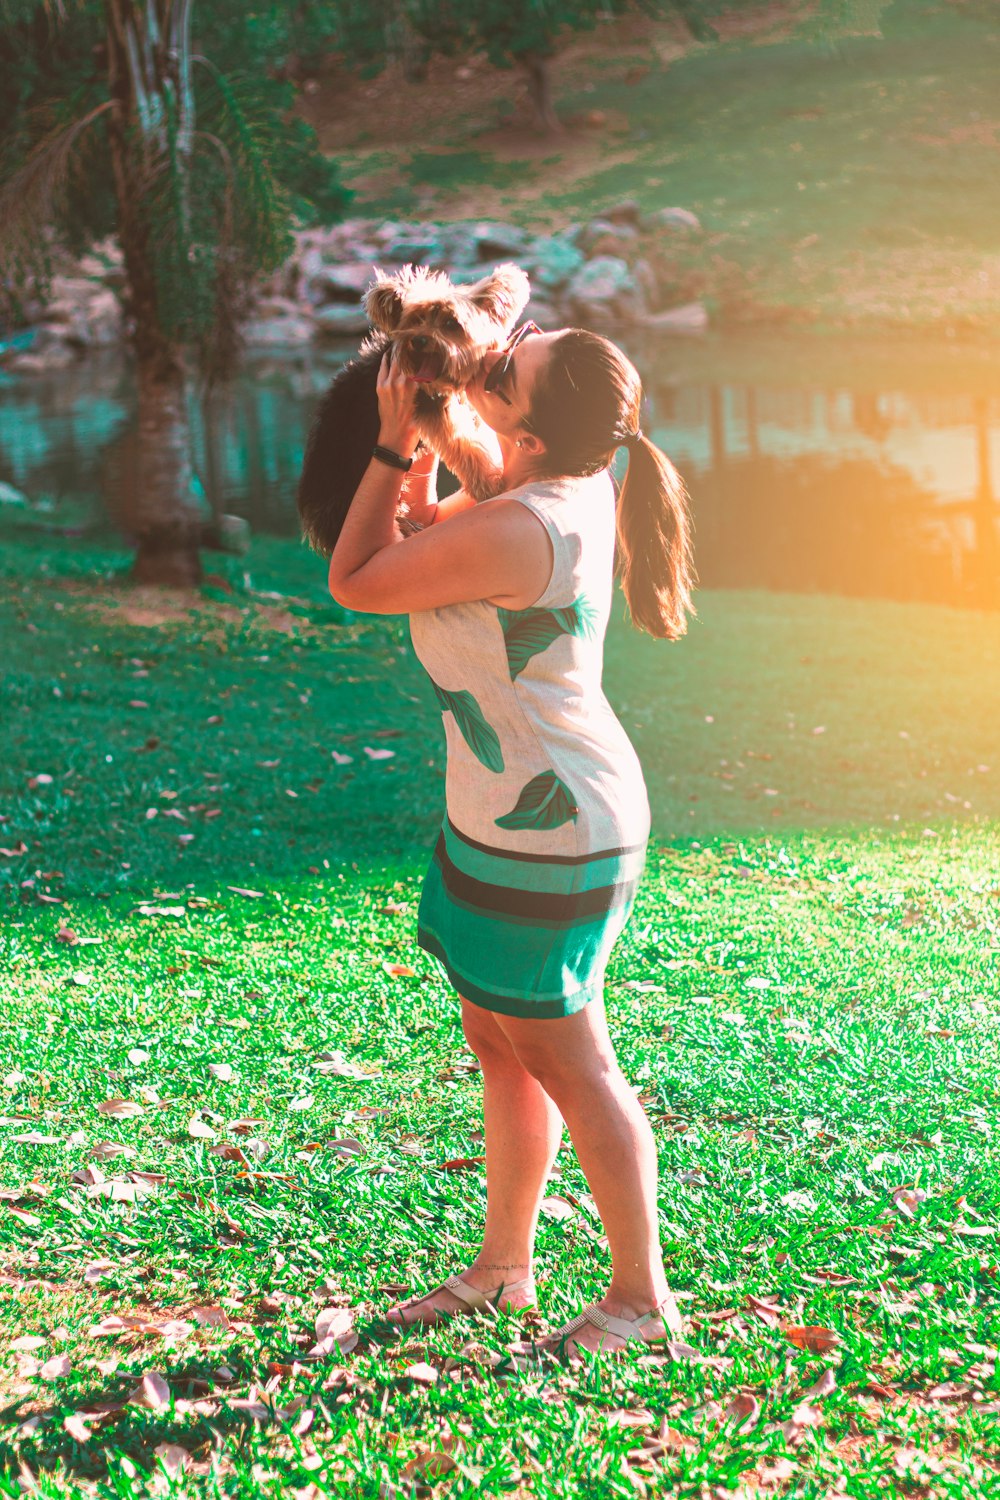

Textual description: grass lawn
[306,0,1000,333]
[2,535,999,1496]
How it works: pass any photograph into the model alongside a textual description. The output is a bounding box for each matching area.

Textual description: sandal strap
[442,1272,535,1312]
[549,1302,662,1347]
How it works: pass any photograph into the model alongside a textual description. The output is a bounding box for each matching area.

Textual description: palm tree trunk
[105,0,202,585]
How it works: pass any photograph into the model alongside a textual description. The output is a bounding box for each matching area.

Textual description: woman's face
[468,327,565,440]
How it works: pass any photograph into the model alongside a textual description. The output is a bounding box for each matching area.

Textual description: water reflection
[0,341,997,609]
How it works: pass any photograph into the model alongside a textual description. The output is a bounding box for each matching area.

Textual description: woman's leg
[493,994,679,1353]
[385,996,564,1325]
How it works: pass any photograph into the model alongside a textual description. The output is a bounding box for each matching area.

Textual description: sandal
[525,1292,682,1361]
[387,1271,536,1329]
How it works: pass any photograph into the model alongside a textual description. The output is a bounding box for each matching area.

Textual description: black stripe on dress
[433,832,638,924]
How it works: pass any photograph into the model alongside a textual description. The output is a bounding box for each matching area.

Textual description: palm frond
[0,98,112,279]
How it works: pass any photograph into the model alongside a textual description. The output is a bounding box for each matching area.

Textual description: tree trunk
[128,361,204,586]
[519,51,562,136]
[104,0,203,585]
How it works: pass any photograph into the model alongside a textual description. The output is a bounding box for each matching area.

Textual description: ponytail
[525,329,696,641]
[615,431,695,640]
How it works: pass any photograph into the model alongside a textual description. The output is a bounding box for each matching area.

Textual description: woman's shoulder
[498,468,614,511]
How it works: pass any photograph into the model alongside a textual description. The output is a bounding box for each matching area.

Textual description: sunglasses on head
[483,322,541,425]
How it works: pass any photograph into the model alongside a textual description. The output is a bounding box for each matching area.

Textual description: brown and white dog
[297,262,531,557]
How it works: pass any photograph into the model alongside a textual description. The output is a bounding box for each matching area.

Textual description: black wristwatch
[372,443,414,472]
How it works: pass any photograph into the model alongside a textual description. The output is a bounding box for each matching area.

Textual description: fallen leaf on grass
[438,1155,486,1171]
[402,1449,458,1479]
[383,962,416,977]
[313,1052,366,1078]
[129,1372,170,1409]
[11,1335,46,1351]
[781,1403,824,1443]
[155,1444,192,1479]
[329,1137,364,1158]
[540,1195,576,1220]
[401,1361,438,1385]
[746,1294,782,1327]
[723,1393,760,1434]
[306,1306,358,1358]
[784,1324,842,1353]
[228,886,264,899]
[40,1354,71,1379]
[187,1116,216,1140]
[63,1414,92,1443]
[133,904,187,919]
[97,1099,143,1118]
[208,1063,234,1082]
[90,1141,136,1160]
[800,1367,837,1402]
[229,1117,269,1134]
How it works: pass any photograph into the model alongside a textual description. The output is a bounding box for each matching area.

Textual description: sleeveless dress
[408,468,651,1019]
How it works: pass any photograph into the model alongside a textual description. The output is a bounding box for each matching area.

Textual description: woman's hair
[524,329,695,641]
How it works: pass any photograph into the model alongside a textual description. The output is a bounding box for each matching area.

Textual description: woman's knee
[460,998,517,1063]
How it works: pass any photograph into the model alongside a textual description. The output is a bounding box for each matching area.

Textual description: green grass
[2,535,999,1497]
[339,0,1000,330]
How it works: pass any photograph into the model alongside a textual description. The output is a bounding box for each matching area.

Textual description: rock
[203,513,251,555]
[85,289,123,346]
[604,199,643,227]
[645,206,702,234]
[567,256,645,322]
[252,295,305,320]
[382,230,442,264]
[526,235,586,291]
[636,301,709,335]
[312,305,371,339]
[0,481,29,506]
[470,221,530,260]
[586,232,640,260]
[577,217,637,255]
[243,315,316,346]
[310,261,380,304]
[523,296,561,328]
[6,344,78,373]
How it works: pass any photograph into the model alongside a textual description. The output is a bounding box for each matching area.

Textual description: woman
[328,323,694,1359]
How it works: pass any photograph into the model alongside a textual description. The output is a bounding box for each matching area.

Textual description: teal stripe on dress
[442,816,646,896]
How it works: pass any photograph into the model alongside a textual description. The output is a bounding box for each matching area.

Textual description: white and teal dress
[408,469,651,1019]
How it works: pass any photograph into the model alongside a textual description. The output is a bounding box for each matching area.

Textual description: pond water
[2,332,998,610]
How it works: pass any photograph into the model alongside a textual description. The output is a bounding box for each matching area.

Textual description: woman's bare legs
[385,997,563,1325]
[493,996,680,1353]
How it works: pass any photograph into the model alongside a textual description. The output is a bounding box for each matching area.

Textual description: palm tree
[0,0,345,583]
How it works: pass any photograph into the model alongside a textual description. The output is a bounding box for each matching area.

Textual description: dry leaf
[722,1393,760,1434]
[438,1155,486,1171]
[96,1099,143,1118]
[289,1095,314,1112]
[784,1324,842,1353]
[228,887,264,898]
[11,1335,46,1351]
[129,1372,170,1409]
[40,1354,71,1379]
[208,1063,234,1082]
[800,1367,837,1402]
[63,1414,92,1443]
[746,1294,782,1327]
[187,1116,216,1140]
[155,1444,192,1477]
[402,1361,438,1384]
[540,1195,576,1219]
[383,962,416,977]
[127,1048,150,1065]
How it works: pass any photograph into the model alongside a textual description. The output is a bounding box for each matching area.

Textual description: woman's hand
[376,348,421,457]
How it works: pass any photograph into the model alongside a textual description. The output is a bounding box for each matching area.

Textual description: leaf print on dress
[495,770,579,831]
[496,594,598,681]
[430,679,504,773]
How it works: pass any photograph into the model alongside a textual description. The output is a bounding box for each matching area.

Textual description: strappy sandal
[527,1293,681,1361]
[387,1271,536,1329]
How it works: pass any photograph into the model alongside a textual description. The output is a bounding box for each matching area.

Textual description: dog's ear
[365,275,405,331]
[466,263,531,329]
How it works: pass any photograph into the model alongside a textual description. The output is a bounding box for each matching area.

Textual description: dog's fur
[297,262,531,556]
